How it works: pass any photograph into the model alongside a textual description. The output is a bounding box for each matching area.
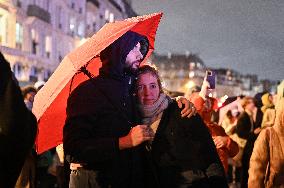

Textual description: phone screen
[206,71,216,89]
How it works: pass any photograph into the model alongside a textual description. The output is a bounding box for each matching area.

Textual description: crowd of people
[0,29,283,188]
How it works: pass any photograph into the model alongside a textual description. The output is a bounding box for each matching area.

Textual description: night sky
[131,0,284,81]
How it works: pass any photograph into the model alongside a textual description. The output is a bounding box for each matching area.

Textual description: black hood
[99,31,149,79]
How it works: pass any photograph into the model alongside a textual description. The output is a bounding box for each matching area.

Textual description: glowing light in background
[186,80,195,88]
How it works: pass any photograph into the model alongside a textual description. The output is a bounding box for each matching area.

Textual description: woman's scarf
[138,93,171,125]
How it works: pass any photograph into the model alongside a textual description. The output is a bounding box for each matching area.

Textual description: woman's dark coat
[149,102,228,188]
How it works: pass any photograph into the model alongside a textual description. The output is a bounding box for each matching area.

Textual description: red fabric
[33,13,163,154]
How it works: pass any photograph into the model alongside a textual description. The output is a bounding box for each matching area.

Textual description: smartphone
[206,70,216,89]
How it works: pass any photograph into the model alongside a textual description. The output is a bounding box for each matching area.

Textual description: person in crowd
[22,86,37,111]
[254,92,265,131]
[136,65,228,187]
[221,109,239,135]
[261,93,276,128]
[235,96,259,188]
[0,52,37,187]
[188,78,239,174]
[248,97,284,188]
[63,31,195,188]
[15,86,38,188]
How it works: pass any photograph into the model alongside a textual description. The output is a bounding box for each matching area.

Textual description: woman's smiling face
[137,72,160,105]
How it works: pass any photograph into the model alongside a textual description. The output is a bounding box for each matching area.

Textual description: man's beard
[124,61,140,75]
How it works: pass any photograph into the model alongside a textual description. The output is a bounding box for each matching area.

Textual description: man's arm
[64,116,153,164]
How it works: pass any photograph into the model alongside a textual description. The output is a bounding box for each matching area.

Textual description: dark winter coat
[63,31,149,188]
[149,102,228,188]
[0,52,37,188]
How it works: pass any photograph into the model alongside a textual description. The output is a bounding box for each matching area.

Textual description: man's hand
[175,96,196,118]
[213,136,229,149]
[119,125,154,150]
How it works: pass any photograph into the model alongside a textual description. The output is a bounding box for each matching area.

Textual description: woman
[188,92,239,174]
[248,97,284,188]
[136,65,228,188]
[261,93,276,128]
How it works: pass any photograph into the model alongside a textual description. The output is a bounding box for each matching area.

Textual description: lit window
[45,36,51,58]
[189,71,195,78]
[16,22,23,49]
[31,29,38,54]
[78,22,84,37]
[69,17,76,35]
[109,13,114,22]
[105,9,109,20]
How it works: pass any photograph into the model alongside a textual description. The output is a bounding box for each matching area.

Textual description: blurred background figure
[261,93,276,128]
[221,109,240,135]
[235,96,260,188]
[22,86,37,111]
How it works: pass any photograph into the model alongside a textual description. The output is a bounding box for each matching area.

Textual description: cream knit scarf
[138,93,171,125]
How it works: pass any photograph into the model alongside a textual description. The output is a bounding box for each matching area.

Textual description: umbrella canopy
[33,12,163,154]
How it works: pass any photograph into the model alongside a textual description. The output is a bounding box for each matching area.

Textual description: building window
[29,66,38,82]
[56,6,62,29]
[32,40,37,54]
[79,7,82,14]
[109,13,114,23]
[45,36,51,58]
[92,22,96,32]
[15,22,23,49]
[69,17,76,36]
[44,69,51,81]
[105,9,109,20]
[58,52,62,62]
[13,63,23,79]
[78,22,84,37]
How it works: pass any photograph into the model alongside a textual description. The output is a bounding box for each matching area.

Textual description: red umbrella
[32,12,163,154]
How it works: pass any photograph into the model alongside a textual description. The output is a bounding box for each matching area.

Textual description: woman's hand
[119,125,154,150]
[175,96,196,118]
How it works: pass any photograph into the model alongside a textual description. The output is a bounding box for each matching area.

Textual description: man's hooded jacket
[63,31,149,187]
[0,52,37,188]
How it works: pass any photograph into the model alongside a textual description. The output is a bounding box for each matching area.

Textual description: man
[63,31,194,187]
[0,52,37,187]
